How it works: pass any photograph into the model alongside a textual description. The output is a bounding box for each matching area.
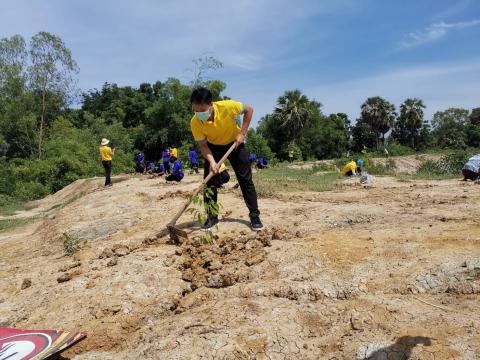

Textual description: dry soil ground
[0,166,479,359]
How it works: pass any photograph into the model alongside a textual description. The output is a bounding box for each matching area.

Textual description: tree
[431,108,469,148]
[469,107,480,126]
[0,35,28,100]
[360,97,396,149]
[351,118,377,152]
[393,98,426,149]
[466,107,480,147]
[188,56,223,88]
[28,31,79,158]
[274,89,314,145]
[245,129,274,160]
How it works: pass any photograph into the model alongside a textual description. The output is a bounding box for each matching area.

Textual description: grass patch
[405,151,472,180]
[0,216,39,232]
[365,159,397,176]
[253,164,340,197]
[0,201,25,216]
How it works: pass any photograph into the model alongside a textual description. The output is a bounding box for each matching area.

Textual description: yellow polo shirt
[99,146,113,161]
[171,148,178,158]
[190,100,243,145]
[341,161,358,175]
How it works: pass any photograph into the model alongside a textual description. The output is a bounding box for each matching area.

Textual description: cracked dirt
[0,173,479,359]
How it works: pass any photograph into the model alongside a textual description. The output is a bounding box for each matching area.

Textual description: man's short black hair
[191,87,213,104]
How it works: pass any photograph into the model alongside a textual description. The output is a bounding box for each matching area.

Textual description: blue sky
[1,0,479,126]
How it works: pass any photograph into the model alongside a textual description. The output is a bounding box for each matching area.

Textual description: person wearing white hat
[99,138,115,187]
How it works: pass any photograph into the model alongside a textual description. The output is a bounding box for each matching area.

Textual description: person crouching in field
[341,159,363,176]
[166,157,184,182]
[190,87,263,231]
[462,153,480,181]
[99,138,115,187]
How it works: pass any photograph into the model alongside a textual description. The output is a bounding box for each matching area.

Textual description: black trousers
[166,174,183,182]
[163,160,171,174]
[102,161,112,186]
[204,142,259,218]
[190,162,199,173]
[463,169,480,181]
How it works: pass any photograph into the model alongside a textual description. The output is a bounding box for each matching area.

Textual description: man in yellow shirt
[190,87,263,231]
[341,159,363,176]
[99,138,115,187]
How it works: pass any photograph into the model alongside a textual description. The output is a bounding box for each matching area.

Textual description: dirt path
[0,174,479,359]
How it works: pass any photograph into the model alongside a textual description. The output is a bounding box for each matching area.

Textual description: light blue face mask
[195,109,211,121]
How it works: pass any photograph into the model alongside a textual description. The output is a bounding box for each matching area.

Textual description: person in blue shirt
[146,161,156,174]
[135,152,145,173]
[156,162,166,176]
[249,153,257,165]
[257,156,265,169]
[162,149,171,174]
[166,158,184,182]
[189,147,199,174]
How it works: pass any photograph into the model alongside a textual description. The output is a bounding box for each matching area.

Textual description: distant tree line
[0,32,479,204]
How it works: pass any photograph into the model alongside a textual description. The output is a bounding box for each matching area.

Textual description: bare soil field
[1,169,479,359]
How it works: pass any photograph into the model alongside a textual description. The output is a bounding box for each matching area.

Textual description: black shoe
[250,216,264,231]
[201,217,219,231]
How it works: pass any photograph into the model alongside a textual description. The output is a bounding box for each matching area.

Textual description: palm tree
[399,98,425,148]
[274,89,312,145]
[360,96,396,149]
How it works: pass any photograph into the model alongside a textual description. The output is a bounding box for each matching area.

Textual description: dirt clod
[57,273,72,283]
[107,257,118,267]
[112,244,130,257]
[20,278,32,290]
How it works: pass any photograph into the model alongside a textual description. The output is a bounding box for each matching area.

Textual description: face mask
[195,108,211,121]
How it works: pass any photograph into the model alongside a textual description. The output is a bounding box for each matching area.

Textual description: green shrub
[366,159,397,175]
[414,151,472,179]
[385,143,415,156]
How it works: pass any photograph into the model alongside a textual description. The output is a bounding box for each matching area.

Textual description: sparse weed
[186,186,221,244]
[253,164,339,197]
[63,232,84,255]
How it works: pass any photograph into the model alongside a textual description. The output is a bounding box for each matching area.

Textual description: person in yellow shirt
[170,146,178,160]
[99,138,115,187]
[341,159,363,176]
[190,87,263,231]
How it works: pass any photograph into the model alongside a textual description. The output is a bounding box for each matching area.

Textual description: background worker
[162,148,171,174]
[341,159,364,176]
[166,157,184,182]
[462,153,480,181]
[99,138,115,187]
[189,147,199,174]
[170,146,178,160]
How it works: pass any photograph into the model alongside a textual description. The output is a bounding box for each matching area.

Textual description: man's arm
[199,142,219,174]
[235,105,253,147]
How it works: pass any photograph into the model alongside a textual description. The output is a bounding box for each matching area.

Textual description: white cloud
[306,60,480,122]
[398,19,480,49]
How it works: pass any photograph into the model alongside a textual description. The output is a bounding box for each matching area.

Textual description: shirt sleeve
[190,116,207,142]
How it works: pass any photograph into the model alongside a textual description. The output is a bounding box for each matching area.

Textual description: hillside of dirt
[1,168,479,359]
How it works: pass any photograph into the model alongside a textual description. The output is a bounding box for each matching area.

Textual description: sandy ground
[0,170,479,359]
